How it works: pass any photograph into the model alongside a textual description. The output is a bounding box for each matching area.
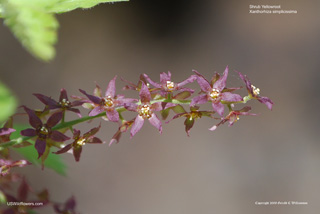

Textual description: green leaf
[0,81,17,123]
[47,0,129,13]
[1,0,59,61]
[0,5,4,17]
[11,124,67,176]
[0,0,127,61]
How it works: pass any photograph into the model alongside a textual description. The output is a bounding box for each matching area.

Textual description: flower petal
[33,94,59,109]
[89,106,105,117]
[59,88,68,102]
[35,138,46,158]
[65,196,76,210]
[124,103,138,112]
[209,119,227,131]
[68,108,82,118]
[20,128,36,137]
[18,178,29,201]
[258,96,273,110]
[106,109,119,122]
[239,106,251,112]
[194,74,211,92]
[105,76,117,97]
[184,117,195,136]
[71,100,84,107]
[117,98,138,106]
[190,94,208,106]
[213,66,229,91]
[79,89,102,104]
[148,113,162,134]
[160,71,171,85]
[50,131,70,142]
[139,82,151,103]
[94,82,102,97]
[109,133,120,146]
[209,125,217,131]
[143,74,161,88]
[0,128,15,136]
[221,92,243,102]
[130,116,145,138]
[73,146,82,162]
[177,75,197,87]
[46,111,63,128]
[83,125,101,138]
[73,129,81,139]
[234,70,253,95]
[22,106,42,128]
[87,137,103,144]
[212,102,224,116]
[54,143,73,154]
[151,102,162,112]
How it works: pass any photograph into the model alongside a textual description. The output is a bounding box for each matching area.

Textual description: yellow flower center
[209,88,220,99]
[251,85,260,96]
[76,138,86,146]
[37,125,50,139]
[59,98,70,108]
[39,126,49,135]
[138,104,152,119]
[166,81,175,91]
[103,96,114,108]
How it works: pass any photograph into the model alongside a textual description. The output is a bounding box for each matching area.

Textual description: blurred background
[1,0,320,213]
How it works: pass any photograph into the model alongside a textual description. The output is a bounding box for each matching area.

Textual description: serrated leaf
[0,81,17,123]
[11,124,67,176]
[1,0,59,61]
[0,0,128,61]
[48,0,129,13]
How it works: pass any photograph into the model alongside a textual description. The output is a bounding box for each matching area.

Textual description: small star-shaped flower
[235,70,273,110]
[124,82,162,138]
[191,66,243,116]
[20,106,70,158]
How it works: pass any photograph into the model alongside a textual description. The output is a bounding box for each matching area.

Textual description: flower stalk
[0,67,272,165]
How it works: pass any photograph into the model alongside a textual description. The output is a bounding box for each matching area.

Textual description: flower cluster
[3,66,273,164]
[0,66,273,213]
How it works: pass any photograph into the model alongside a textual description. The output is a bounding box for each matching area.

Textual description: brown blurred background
[1,0,320,213]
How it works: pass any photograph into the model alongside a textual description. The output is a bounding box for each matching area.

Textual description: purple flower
[2,178,50,213]
[209,106,257,131]
[34,89,83,117]
[0,159,31,176]
[121,74,149,91]
[54,196,78,214]
[109,119,135,146]
[191,66,243,116]
[124,82,162,138]
[0,118,16,158]
[235,70,273,110]
[143,72,196,97]
[20,106,70,158]
[79,76,136,122]
[54,125,102,162]
[166,106,215,136]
